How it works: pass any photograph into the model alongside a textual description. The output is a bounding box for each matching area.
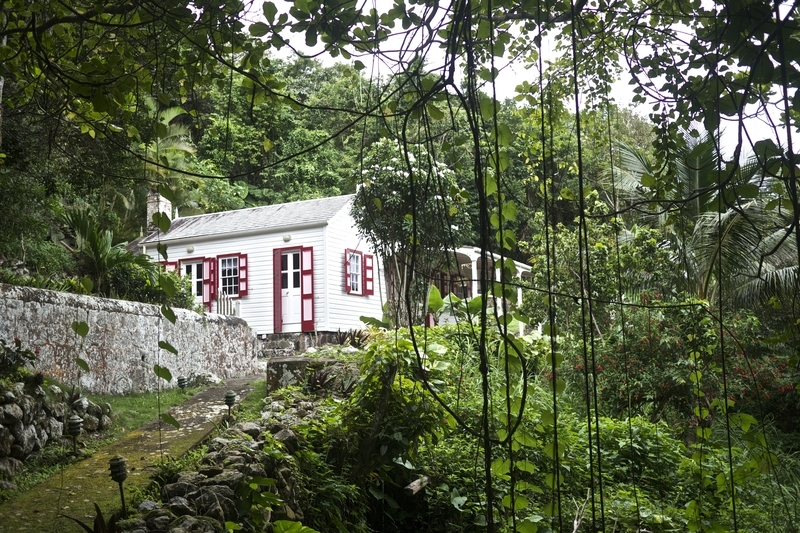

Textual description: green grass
[86,384,206,436]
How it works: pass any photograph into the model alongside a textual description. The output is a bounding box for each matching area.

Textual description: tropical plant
[610,133,798,305]
[60,205,158,296]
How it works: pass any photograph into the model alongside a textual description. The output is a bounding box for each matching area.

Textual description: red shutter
[161,261,178,272]
[273,248,282,333]
[301,246,314,332]
[364,254,375,296]
[344,249,352,293]
[202,257,216,312]
[238,253,248,297]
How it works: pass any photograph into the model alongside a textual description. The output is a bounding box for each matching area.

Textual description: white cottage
[140,194,383,335]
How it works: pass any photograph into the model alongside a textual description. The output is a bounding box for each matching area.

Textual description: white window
[349,251,362,294]
[219,256,239,296]
[183,261,204,298]
[345,249,374,296]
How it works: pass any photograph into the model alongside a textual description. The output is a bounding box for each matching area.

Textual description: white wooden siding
[144,227,326,335]
[323,207,385,331]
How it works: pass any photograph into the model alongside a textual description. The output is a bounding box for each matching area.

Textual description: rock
[82,414,99,432]
[117,517,147,533]
[36,424,47,449]
[48,385,63,399]
[1,403,23,424]
[162,482,200,501]
[9,424,36,457]
[0,479,17,491]
[86,400,103,418]
[48,418,63,440]
[237,421,261,439]
[176,471,206,484]
[0,424,13,456]
[144,509,176,531]
[169,496,196,517]
[168,515,223,533]
[51,402,68,418]
[0,457,23,479]
[137,500,160,513]
[72,397,89,416]
[98,415,113,430]
[220,455,246,468]
[33,385,46,398]
[205,438,231,453]
[0,391,16,404]
[103,402,113,416]
[189,486,238,524]
[198,470,244,491]
[273,428,299,454]
[305,347,317,354]
[189,373,222,387]
[198,465,224,478]
[16,396,35,424]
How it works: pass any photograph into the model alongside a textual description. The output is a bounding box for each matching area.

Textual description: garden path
[0,374,261,533]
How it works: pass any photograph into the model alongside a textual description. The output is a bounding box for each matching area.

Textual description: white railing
[216,292,240,317]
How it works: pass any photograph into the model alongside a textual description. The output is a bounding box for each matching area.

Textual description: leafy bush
[108,263,196,310]
[23,239,76,277]
[0,338,37,380]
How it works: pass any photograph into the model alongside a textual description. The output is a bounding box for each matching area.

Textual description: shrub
[0,338,37,380]
[109,263,196,310]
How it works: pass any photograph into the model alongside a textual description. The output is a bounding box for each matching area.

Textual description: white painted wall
[324,206,385,331]
[143,206,384,334]
[144,226,325,334]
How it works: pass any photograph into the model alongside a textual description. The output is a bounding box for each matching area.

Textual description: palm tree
[61,205,158,297]
[608,132,797,305]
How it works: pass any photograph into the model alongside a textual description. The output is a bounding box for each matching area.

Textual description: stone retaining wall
[0,284,258,394]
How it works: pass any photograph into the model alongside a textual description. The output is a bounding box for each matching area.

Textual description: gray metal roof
[141,194,354,243]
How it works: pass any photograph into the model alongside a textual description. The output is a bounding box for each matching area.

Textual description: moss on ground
[0,377,260,533]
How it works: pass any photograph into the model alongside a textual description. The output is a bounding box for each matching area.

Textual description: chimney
[146,188,172,233]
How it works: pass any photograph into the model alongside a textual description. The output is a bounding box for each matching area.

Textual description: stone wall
[0,284,258,394]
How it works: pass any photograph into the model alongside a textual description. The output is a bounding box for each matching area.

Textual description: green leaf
[640,174,657,188]
[71,321,90,338]
[263,138,274,152]
[157,243,168,261]
[427,104,444,120]
[273,521,321,533]
[225,521,243,531]
[152,212,171,233]
[516,519,539,533]
[158,340,178,355]
[737,183,759,198]
[360,315,389,329]
[560,187,575,200]
[157,93,171,106]
[159,274,176,297]
[154,363,173,381]
[250,22,270,37]
[450,488,467,510]
[161,305,177,324]
[75,358,90,372]
[502,494,528,510]
[160,412,180,429]
[79,277,94,293]
[263,1,278,23]
[305,26,318,48]
[428,284,444,313]
[353,60,365,71]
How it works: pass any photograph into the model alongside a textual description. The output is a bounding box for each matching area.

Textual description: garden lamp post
[224,390,236,416]
[67,414,83,453]
[109,455,128,517]
[177,375,188,391]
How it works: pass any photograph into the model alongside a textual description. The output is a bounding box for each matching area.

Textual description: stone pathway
[0,375,262,533]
